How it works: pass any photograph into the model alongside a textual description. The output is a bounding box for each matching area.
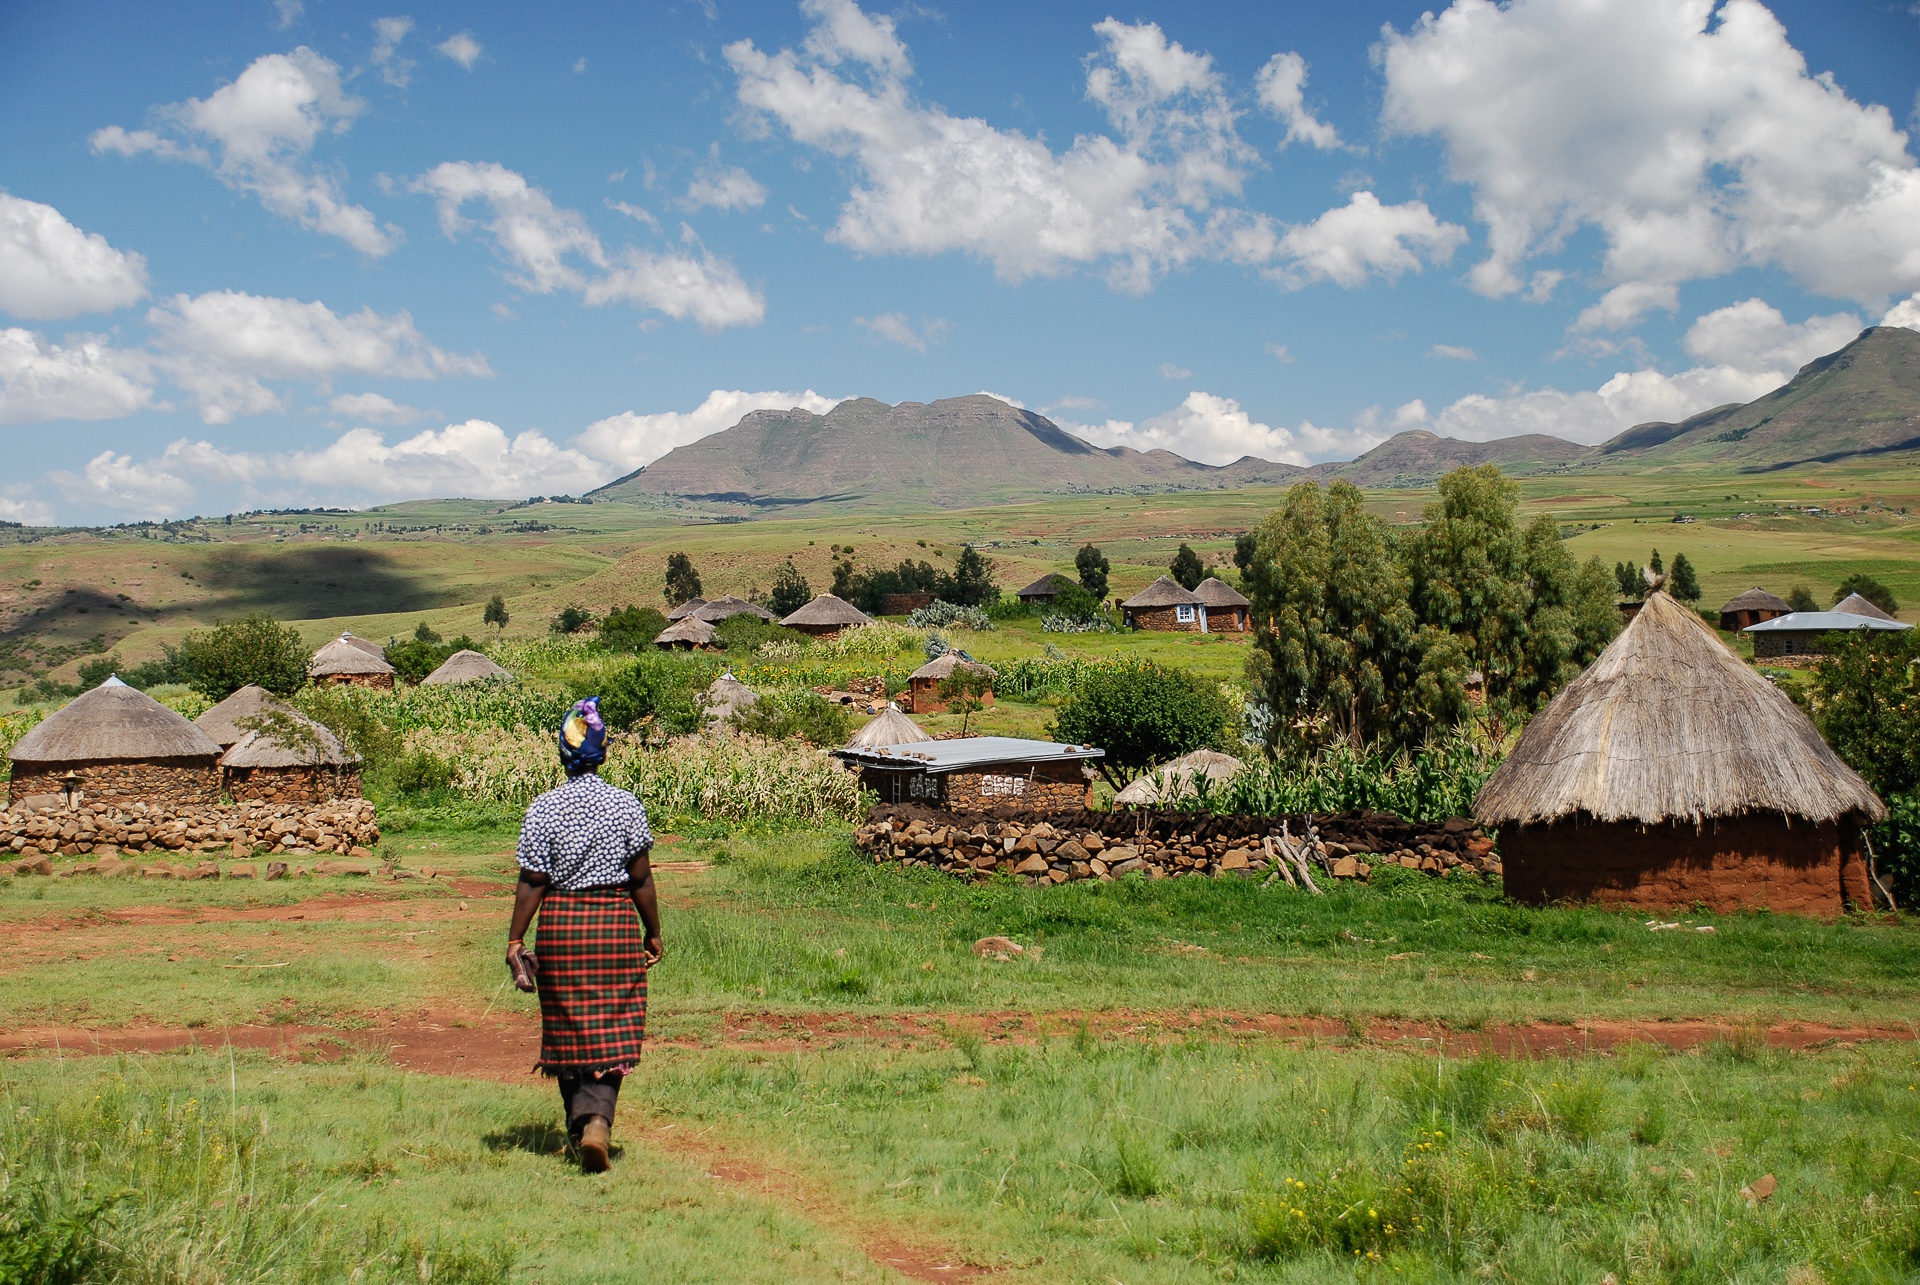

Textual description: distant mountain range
[591,326,1920,507]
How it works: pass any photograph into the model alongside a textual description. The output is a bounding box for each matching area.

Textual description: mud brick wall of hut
[224,764,364,804]
[1126,605,1203,632]
[9,760,220,808]
[906,677,995,714]
[879,593,935,614]
[315,672,395,690]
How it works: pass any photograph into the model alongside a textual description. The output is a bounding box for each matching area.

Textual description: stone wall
[1751,630,1833,659]
[860,760,1091,811]
[315,672,394,690]
[879,593,935,615]
[224,764,364,804]
[855,805,1498,885]
[1125,604,1203,633]
[1500,815,1872,915]
[9,759,220,809]
[2,797,380,860]
[1207,608,1249,633]
[905,677,995,714]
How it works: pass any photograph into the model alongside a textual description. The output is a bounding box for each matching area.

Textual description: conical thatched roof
[695,595,776,623]
[195,684,293,748]
[909,652,997,682]
[310,634,396,676]
[1113,748,1244,806]
[12,677,222,764]
[220,723,357,769]
[1015,573,1071,598]
[1833,592,1896,621]
[666,597,707,621]
[656,617,718,647]
[702,672,757,722]
[1720,587,1790,615]
[1473,592,1884,828]
[1191,576,1250,608]
[337,632,386,658]
[1122,576,1203,608]
[781,593,873,629]
[422,649,512,685]
[847,703,931,749]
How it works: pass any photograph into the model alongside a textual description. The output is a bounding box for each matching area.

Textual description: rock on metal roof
[834,736,1103,775]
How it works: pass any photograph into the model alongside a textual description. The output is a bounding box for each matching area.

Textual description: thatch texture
[1113,749,1244,806]
[656,617,719,648]
[666,598,707,621]
[908,652,996,682]
[1191,577,1250,608]
[781,593,874,629]
[1720,587,1790,615]
[13,678,223,763]
[1833,592,1896,621]
[1473,592,1884,828]
[220,724,356,769]
[848,704,931,749]
[422,649,513,685]
[702,673,757,723]
[695,595,776,623]
[337,632,387,658]
[310,634,396,677]
[1121,576,1203,608]
[1015,573,1071,599]
[195,685,292,748]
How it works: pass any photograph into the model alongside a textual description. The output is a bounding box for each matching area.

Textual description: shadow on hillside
[199,546,455,620]
[0,585,138,649]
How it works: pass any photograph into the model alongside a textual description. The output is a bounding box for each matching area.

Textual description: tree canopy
[177,614,310,699]
[1051,661,1230,787]
[664,552,703,606]
[1168,543,1206,591]
[1074,543,1110,599]
[1833,573,1899,615]
[769,559,812,617]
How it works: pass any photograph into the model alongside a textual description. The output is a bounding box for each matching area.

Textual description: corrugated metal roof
[1743,611,1911,633]
[835,736,1103,774]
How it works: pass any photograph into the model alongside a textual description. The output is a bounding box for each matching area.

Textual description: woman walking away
[506,697,662,1173]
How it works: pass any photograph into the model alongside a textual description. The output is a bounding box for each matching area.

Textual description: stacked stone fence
[855,804,1500,886]
[2,798,380,874]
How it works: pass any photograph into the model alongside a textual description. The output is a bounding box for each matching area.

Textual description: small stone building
[695,595,776,624]
[1191,577,1251,632]
[905,652,996,714]
[422,649,513,685]
[8,677,222,807]
[1015,574,1072,606]
[655,617,722,651]
[195,684,361,803]
[834,737,1104,811]
[1121,576,1208,632]
[1718,587,1791,632]
[1475,592,1887,915]
[1743,610,1909,658]
[781,593,874,638]
[877,592,935,615]
[309,633,396,689]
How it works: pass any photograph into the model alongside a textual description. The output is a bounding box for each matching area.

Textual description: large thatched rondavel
[9,677,223,807]
[1473,592,1885,915]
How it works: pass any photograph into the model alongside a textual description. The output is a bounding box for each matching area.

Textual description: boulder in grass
[230,864,256,880]
[314,861,372,877]
[973,936,1025,960]
[264,861,289,881]
[12,855,52,877]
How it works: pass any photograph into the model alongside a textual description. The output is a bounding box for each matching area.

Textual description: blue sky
[2,0,1918,523]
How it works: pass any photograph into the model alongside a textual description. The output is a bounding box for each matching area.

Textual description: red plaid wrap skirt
[533,886,648,1075]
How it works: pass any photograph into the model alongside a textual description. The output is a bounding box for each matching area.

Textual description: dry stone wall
[2,798,380,870]
[855,804,1500,886]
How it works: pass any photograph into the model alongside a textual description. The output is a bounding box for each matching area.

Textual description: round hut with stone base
[8,677,222,807]
[1473,591,1886,916]
[309,633,396,689]
[195,684,361,802]
[422,649,513,685]
[780,593,873,639]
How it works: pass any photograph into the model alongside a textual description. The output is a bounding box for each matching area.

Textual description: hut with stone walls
[309,634,396,689]
[422,650,513,685]
[1121,577,1208,632]
[655,617,722,651]
[834,737,1103,811]
[1191,577,1251,633]
[1474,591,1887,916]
[1743,610,1909,659]
[195,684,293,750]
[905,652,996,714]
[666,598,707,622]
[1015,573,1072,606]
[195,684,360,802]
[781,593,873,639]
[847,703,931,750]
[695,596,776,624]
[1833,591,1897,621]
[1718,587,1791,632]
[8,677,222,807]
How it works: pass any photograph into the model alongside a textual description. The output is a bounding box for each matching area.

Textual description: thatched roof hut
[337,632,387,658]
[780,593,873,638]
[1015,573,1072,603]
[666,597,707,622]
[701,672,757,724]
[695,595,776,624]
[905,651,997,714]
[422,649,512,685]
[1191,577,1251,632]
[1474,592,1885,914]
[655,617,721,650]
[847,703,931,750]
[196,684,293,749]
[310,633,396,689]
[1833,591,1896,621]
[1121,576,1207,632]
[1113,749,1244,806]
[196,684,361,802]
[1718,587,1791,631]
[9,677,222,807]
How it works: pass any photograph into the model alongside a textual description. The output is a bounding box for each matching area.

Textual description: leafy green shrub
[1213,731,1499,823]
[176,614,309,698]
[76,655,118,687]
[378,746,454,797]
[1051,660,1233,787]
[714,613,803,653]
[550,604,594,634]
[1807,628,1920,901]
[385,622,484,684]
[595,653,713,734]
[731,690,854,746]
[0,1178,123,1283]
[598,605,669,653]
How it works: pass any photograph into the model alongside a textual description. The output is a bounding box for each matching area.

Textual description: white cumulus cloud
[1380,0,1920,311]
[1883,292,1920,332]
[370,16,415,88]
[437,32,483,68]
[1272,191,1465,289]
[683,166,768,212]
[576,388,844,474]
[1429,343,1478,361]
[1062,391,1313,466]
[0,328,154,424]
[854,312,945,351]
[328,391,428,424]
[1254,52,1341,150]
[91,48,398,255]
[0,192,149,320]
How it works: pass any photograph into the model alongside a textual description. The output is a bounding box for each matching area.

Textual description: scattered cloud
[1380,0,1920,311]
[1062,391,1314,466]
[1157,362,1191,380]
[273,0,303,30]
[1264,342,1294,363]
[147,289,490,423]
[577,388,844,473]
[1883,291,1920,332]
[1045,396,1098,411]
[573,57,587,75]
[412,161,765,329]
[0,191,149,319]
[328,391,428,424]
[855,311,947,351]
[370,17,415,88]
[437,32,482,69]
[1428,343,1478,361]
[728,3,1455,293]
[1254,51,1340,149]
[91,48,399,255]
[683,166,768,212]
[0,327,153,424]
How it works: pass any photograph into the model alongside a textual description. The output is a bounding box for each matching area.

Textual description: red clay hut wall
[1499,814,1873,916]
[905,676,995,714]
[1125,605,1204,633]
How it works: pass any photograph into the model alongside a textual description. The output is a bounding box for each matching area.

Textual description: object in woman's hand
[507,945,540,992]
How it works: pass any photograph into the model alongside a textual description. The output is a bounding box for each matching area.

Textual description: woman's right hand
[642,935,663,968]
